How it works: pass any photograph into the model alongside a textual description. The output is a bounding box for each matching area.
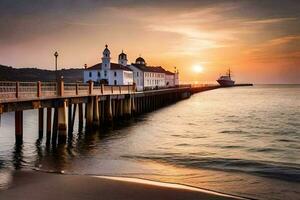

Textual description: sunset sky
[0,0,299,83]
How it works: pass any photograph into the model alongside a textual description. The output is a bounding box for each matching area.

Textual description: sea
[0,85,299,200]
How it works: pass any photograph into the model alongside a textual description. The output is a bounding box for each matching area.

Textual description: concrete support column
[86,97,94,128]
[15,110,23,144]
[68,104,77,138]
[52,107,58,145]
[78,103,83,132]
[119,99,124,118]
[114,99,118,118]
[105,96,113,121]
[127,97,132,116]
[93,96,100,127]
[58,101,67,144]
[123,98,128,116]
[98,100,103,124]
[101,101,105,122]
[38,108,44,139]
[46,108,52,143]
[131,96,136,114]
[111,99,115,118]
[123,96,131,117]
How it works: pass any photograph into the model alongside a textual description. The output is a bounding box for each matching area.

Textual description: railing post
[37,81,42,97]
[88,81,93,95]
[76,83,79,95]
[58,80,64,96]
[16,82,19,98]
[111,86,113,94]
[101,84,104,94]
[128,85,130,94]
[119,86,121,94]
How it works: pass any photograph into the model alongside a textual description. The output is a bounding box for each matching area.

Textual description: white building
[83,45,179,89]
[129,57,179,91]
[83,45,133,85]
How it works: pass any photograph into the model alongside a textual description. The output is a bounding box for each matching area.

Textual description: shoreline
[0,170,252,200]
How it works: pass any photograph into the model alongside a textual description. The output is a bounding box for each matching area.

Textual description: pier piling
[52,108,58,145]
[15,110,23,144]
[57,101,67,144]
[105,96,113,122]
[93,97,100,127]
[78,103,83,132]
[46,108,52,142]
[86,97,94,128]
[38,108,44,139]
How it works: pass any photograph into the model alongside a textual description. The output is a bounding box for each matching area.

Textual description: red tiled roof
[164,70,175,75]
[87,63,132,71]
[131,64,166,73]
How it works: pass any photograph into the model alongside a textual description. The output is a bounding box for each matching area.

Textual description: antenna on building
[84,64,87,69]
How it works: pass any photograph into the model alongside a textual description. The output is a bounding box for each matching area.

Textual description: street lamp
[54,51,59,81]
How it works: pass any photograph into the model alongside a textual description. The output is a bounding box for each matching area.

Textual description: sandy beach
[0,171,248,200]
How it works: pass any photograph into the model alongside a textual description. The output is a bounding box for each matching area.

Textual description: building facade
[83,45,133,85]
[129,57,179,91]
[83,45,179,89]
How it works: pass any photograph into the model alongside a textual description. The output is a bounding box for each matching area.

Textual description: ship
[217,68,235,87]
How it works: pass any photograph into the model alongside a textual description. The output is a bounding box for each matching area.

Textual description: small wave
[247,147,282,153]
[221,145,244,149]
[176,143,190,147]
[124,155,300,183]
[220,130,248,134]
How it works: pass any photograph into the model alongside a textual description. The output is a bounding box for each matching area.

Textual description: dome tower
[135,56,146,65]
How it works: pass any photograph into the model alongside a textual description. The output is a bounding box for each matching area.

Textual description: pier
[0,81,251,145]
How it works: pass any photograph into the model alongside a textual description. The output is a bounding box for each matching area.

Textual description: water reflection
[1,85,300,200]
[12,143,24,170]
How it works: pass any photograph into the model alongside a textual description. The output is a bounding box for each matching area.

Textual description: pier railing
[0,81,201,103]
[0,81,136,102]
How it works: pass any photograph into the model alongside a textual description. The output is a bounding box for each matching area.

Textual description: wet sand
[0,170,248,200]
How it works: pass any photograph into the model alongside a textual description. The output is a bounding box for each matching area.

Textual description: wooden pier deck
[0,81,251,145]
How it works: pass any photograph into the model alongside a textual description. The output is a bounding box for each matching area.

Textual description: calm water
[0,85,299,199]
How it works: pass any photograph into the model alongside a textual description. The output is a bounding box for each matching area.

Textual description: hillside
[0,65,84,82]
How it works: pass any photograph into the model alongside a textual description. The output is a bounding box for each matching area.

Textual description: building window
[104,70,107,77]
[137,72,139,77]
[89,72,92,77]
[114,80,117,85]
[98,72,101,77]
[105,64,107,67]
[114,71,117,77]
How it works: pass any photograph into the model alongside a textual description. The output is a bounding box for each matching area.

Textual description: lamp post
[54,51,59,81]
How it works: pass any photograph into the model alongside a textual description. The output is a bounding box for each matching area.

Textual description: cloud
[268,35,300,46]
[245,17,297,25]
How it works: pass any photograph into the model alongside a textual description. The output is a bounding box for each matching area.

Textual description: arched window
[104,70,107,77]
[98,72,101,77]
[89,72,92,77]
[114,80,117,85]
[114,71,117,77]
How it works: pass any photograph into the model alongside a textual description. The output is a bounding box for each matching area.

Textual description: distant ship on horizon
[217,68,235,87]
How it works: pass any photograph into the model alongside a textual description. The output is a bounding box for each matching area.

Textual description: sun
[192,64,204,73]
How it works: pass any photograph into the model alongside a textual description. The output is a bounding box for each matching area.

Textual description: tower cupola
[118,50,128,66]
